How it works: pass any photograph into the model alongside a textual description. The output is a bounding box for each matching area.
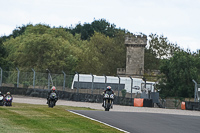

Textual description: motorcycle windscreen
[50,93,57,97]
[6,96,12,101]
[105,91,113,95]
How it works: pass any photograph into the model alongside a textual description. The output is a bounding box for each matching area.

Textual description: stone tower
[117,34,147,77]
[125,34,147,76]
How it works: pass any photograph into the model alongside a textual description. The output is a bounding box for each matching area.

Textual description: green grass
[0,103,123,133]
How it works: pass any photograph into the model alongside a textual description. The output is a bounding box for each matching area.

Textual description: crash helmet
[107,86,111,90]
[51,86,56,92]
[7,92,10,95]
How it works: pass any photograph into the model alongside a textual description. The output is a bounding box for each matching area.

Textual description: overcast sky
[1,0,200,52]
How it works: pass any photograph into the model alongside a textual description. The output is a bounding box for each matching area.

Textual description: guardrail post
[75,72,79,93]
[62,71,66,91]
[16,67,20,88]
[130,76,133,101]
[0,67,2,87]
[117,75,120,104]
[103,74,107,88]
[46,69,50,89]
[31,68,35,88]
[90,73,94,95]
[117,75,120,97]
[192,79,197,102]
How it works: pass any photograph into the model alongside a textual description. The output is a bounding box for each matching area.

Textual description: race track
[13,95,200,133]
[71,110,200,133]
[13,95,200,116]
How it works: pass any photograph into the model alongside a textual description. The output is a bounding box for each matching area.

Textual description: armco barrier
[0,86,28,95]
[185,101,200,110]
[143,99,153,107]
[0,87,169,108]
[0,87,135,106]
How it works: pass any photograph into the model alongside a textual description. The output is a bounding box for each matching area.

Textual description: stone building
[117,34,147,78]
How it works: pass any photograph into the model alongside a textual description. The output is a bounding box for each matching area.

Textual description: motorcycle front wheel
[105,108,109,111]
[48,101,55,108]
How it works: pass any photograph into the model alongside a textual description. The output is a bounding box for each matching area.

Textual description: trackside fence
[0,69,141,98]
[0,70,74,91]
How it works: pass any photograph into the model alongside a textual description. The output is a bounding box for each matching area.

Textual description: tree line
[0,18,200,99]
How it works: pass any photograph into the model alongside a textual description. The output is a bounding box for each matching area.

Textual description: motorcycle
[4,95,13,106]
[103,93,114,111]
[48,92,58,108]
[0,95,4,106]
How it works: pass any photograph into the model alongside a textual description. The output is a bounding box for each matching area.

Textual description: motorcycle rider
[4,92,13,98]
[47,86,58,104]
[4,91,13,100]
[102,86,114,108]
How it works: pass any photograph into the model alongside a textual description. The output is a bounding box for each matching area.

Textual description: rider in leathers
[47,86,58,104]
[102,86,114,108]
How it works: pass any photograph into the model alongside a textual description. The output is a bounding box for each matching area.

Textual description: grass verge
[0,103,123,133]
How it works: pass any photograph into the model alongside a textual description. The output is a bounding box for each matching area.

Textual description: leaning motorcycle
[48,92,58,108]
[4,95,13,106]
[0,95,4,106]
[103,93,114,111]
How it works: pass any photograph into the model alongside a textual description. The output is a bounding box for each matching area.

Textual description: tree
[3,23,126,76]
[148,33,181,59]
[144,33,183,75]
[12,24,33,38]
[158,51,200,98]
[144,47,160,71]
[76,32,126,75]
[66,18,126,40]
[0,37,10,70]
[3,24,83,73]
[91,19,117,37]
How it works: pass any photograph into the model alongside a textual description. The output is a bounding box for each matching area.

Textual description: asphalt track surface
[70,110,200,133]
[13,95,200,133]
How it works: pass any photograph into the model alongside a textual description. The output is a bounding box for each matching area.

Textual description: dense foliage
[76,31,126,75]
[66,18,126,40]
[3,24,83,73]
[145,33,182,71]
[1,20,127,75]
[0,37,10,70]
[158,51,200,98]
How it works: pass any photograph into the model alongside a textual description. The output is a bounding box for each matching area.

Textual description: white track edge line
[68,110,130,133]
